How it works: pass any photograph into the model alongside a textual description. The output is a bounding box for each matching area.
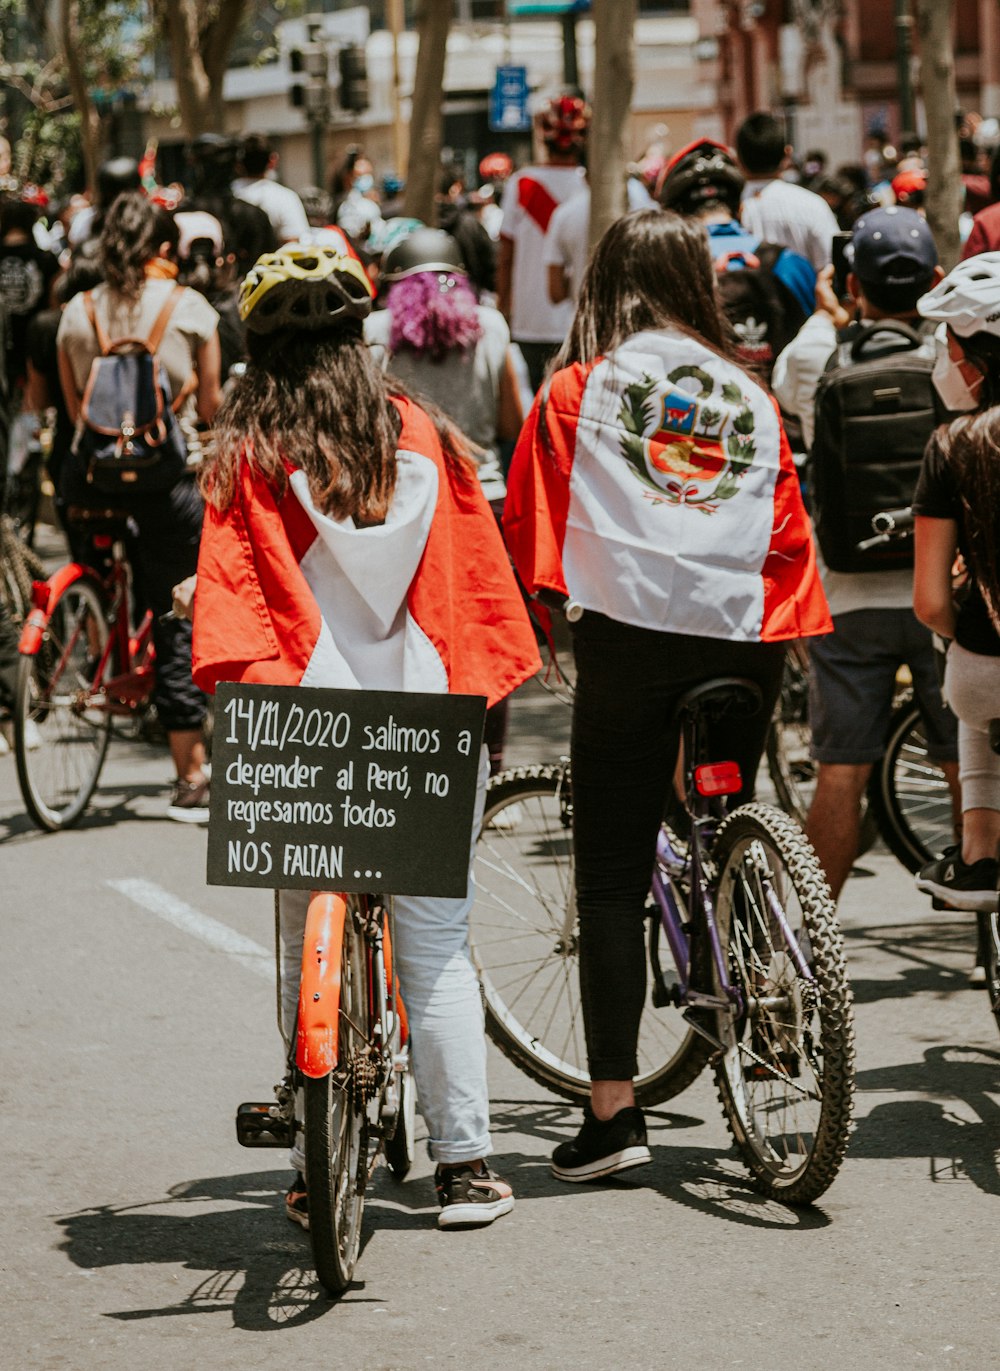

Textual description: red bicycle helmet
[538,95,591,153]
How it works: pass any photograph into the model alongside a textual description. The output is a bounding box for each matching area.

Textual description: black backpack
[809,320,943,574]
[714,242,809,385]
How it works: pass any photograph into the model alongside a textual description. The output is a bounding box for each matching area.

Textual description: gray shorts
[809,608,958,765]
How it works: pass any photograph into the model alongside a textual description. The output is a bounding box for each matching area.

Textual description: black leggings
[570,613,786,1081]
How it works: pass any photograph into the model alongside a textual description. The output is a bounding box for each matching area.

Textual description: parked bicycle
[236,890,415,1295]
[13,505,156,829]
[473,675,856,1204]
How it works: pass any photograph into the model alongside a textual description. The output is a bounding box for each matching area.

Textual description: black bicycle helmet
[239,244,374,334]
[381,227,466,282]
[658,139,744,218]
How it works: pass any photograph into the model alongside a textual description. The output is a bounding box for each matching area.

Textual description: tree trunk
[60,0,101,191]
[916,0,962,270]
[404,0,452,223]
[152,0,249,139]
[589,0,637,248]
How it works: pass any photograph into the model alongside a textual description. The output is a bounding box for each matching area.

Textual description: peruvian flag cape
[504,328,831,644]
[192,395,541,706]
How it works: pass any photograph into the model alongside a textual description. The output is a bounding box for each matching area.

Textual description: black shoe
[551,1105,652,1183]
[916,846,999,913]
[435,1162,514,1229]
[285,1171,308,1229]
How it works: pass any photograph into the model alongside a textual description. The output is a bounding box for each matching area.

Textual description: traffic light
[338,45,369,114]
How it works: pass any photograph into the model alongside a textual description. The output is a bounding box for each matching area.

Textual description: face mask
[931,341,982,413]
[354,174,374,194]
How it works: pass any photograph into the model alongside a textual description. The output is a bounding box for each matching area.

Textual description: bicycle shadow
[0,783,196,842]
[485,1098,832,1231]
[841,917,980,1003]
[850,1045,1000,1196]
[55,1168,392,1329]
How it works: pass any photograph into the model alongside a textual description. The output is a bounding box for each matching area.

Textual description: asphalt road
[3,676,999,1370]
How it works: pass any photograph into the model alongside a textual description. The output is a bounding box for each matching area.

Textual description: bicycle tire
[0,514,43,625]
[15,576,112,831]
[470,764,712,1107]
[304,909,367,1296]
[383,1047,416,1180]
[710,803,855,1205]
[979,911,1000,1040]
[867,700,955,873]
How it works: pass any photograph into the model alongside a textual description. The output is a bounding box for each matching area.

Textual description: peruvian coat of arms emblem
[617,364,758,512]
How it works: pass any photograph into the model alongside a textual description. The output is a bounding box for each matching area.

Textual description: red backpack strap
[83,291,112,356]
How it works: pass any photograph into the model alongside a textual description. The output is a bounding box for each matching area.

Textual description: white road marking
[107,877,273,980]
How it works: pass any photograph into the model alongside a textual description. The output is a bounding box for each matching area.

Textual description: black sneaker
[285,1172,308,1229]
[551,1105,652,1183]
[167,777,210,824]
[916,846,999,913]
[434,1162,514,1229]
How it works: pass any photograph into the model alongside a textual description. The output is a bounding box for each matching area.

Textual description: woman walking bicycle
[504,210,832,1181]
[189,242,540,1228]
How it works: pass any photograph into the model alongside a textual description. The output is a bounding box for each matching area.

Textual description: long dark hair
[205,326,476,520]
[936,328,1000,633]
[100,191,178,303]
[556,209,734,369]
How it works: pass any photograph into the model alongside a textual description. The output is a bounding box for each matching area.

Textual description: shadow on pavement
[55,1169,391,1329]
[0,782,185,843]
[851,1045,1000,1195]
[842,917,981,1003]
[485,1098,832,1231]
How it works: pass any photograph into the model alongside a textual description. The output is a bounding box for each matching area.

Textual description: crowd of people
[3,96,1000,1227]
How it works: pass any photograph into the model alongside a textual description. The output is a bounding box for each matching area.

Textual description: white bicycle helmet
[918,251,1000,338]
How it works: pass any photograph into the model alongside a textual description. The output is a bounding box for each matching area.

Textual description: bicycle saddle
[672,676,764,725]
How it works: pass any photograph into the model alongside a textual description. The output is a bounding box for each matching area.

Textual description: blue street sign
[489,64,531,133]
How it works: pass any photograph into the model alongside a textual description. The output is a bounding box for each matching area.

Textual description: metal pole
[561,12,579,90]
[895,0,916,134]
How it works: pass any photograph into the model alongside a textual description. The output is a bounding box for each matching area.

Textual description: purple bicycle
[472,675,856,1204]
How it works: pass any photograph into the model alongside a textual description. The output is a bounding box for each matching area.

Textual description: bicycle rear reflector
[30,580,50,611]
[694,761,742,797]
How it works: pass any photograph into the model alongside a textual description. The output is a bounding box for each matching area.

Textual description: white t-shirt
[232,177,310,243]
[543,188,591,304]
[740,178,839,272]
[500,163,587,343]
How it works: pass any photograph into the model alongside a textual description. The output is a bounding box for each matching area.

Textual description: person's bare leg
[805,762,873,900]
[591,1079,636,1120]
[169,729,206,785]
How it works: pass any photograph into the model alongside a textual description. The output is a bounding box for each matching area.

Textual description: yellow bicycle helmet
[239,243,374,334]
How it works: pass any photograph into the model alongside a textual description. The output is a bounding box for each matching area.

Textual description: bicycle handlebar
[856,506,915,553]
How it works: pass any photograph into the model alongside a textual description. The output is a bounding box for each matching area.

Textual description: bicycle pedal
[235,1101,292,1148]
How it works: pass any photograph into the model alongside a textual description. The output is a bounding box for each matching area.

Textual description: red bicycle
[14,505,156,830]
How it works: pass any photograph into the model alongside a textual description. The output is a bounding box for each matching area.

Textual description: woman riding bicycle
[56,191,221,821]
[912,253,1000,913]
[504,209,831,1181]
[189,243,540,1228]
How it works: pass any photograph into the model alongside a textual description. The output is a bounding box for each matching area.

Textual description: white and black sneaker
[435,1162,514,1229]
[551,1105,652,1183]
[916,846,999,913]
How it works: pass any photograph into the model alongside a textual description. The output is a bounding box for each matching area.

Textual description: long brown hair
[204,326,476,519]
[99,191,177,303]
[556,209,735,369]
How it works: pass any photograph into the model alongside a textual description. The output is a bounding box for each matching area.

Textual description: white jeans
[945,642,1000,812]
[278,748,491,1166]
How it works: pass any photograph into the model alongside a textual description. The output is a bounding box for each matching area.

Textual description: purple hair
[387,272,483,361]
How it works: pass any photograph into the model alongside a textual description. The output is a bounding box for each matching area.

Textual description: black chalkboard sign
[207,683,486,898]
